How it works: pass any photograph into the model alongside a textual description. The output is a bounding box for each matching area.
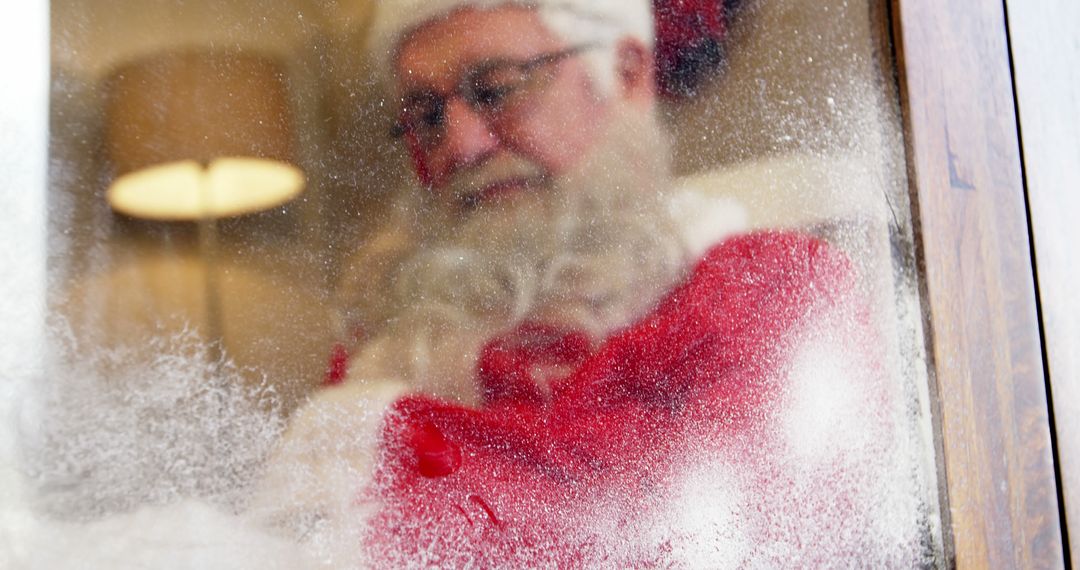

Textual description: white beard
[341,105,689,403]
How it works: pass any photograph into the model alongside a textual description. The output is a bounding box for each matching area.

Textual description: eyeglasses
[391,44,600,148]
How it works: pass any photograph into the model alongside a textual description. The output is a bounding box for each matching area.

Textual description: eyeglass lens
[393,45,594,145]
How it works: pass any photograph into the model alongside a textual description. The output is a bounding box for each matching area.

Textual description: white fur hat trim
[367,0,654,86]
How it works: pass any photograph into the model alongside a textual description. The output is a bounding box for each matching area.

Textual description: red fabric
[322,342,351,386]
[655,0,726,59]
[477,322,593,407]
[654,0,728,98]
[361,231,866,566]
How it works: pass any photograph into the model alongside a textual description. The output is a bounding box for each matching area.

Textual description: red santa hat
[367,0,655,92]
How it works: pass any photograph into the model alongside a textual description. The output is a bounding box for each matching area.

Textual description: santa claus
[252,1,916,566]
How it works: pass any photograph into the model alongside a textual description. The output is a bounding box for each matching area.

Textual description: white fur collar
[665,184,749,261]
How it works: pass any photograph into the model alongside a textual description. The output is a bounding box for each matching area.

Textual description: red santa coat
[360,231,880,567]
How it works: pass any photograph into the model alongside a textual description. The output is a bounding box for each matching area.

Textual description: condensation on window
[4,0,946,567]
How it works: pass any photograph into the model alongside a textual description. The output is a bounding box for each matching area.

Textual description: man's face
[393,7,614,213]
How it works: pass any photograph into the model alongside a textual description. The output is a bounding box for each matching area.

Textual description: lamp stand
[196,165,225,374]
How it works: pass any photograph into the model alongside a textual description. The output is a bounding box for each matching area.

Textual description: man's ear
[615,37,655,107]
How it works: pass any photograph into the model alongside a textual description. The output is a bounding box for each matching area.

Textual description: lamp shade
[104,51,305,220]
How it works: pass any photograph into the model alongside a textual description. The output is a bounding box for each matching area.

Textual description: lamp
[103,50,306,367]
[104,50,304,220]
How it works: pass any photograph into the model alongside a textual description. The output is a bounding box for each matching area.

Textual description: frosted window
[5,0,946,567]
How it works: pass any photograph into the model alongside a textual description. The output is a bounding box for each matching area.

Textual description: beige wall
[665,0,898,173]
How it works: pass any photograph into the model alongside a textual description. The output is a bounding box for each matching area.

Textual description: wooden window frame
[889,0,1070,567]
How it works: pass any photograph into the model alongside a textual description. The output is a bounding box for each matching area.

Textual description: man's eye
[406,102,444,130]
[472,83,516,109]
[421,107,444,127]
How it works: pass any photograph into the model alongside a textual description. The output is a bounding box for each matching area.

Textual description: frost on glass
[6,0,943,567]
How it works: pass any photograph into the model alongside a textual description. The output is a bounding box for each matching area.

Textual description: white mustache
[444,153,547,209]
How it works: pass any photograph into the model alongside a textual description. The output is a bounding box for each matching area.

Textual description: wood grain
[1007,0,1080,560]
[889,0,1065,566]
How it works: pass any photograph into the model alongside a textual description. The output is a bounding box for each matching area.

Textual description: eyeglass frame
[389,43,603,146]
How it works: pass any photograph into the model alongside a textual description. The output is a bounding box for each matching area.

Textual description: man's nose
[436,98,499,176]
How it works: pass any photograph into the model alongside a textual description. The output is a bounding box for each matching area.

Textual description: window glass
[1,4,49,559]
[7,0,946,567]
